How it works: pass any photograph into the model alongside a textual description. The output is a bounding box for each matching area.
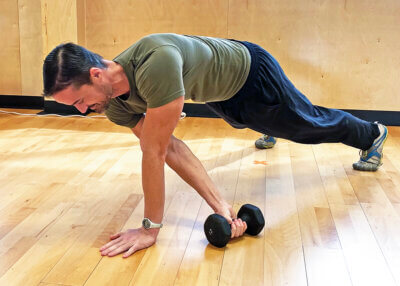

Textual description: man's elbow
[140,140,169,161]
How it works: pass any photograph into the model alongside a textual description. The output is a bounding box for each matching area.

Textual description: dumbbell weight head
[204,214,231,248]
[237,204,265,236]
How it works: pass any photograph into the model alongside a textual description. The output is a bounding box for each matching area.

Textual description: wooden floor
[1,109,400,286]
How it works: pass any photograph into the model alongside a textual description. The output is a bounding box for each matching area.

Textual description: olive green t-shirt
[105,33,251,128]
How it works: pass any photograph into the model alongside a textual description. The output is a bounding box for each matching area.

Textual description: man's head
[43,43,114,113]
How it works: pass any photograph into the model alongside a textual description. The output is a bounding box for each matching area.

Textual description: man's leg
[207,40,387,171]
[244,100,387,171]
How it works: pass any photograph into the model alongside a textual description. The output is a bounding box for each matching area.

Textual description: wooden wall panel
[0,0,22,95]
[76,0,86,46]
[41,0,79,56]
[85,0,229,59]
[40,0,86,103]
[1,0,399,111]
[228,0,400,110]
[18,0,43,96]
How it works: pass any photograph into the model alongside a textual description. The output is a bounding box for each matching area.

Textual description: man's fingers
[107,244,131,257]
[100,237,123,252]
[100,239,124,254]
[231,221,237,238]
[237,219,245,236]
[235,219,243,237]
[231,219,247,238]
[101,243,125,256]
[123,244,139,258]
[110,232,122,239]
[243,221,247,234]
[232,219,241,238]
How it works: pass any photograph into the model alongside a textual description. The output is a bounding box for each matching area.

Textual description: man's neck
[104,60,130,98]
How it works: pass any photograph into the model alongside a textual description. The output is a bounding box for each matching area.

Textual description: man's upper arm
[131,116,144,138]
[135,46,185,109]
[140,96,184,155]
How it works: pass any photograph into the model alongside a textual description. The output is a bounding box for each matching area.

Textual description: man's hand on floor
[100,227,158,258]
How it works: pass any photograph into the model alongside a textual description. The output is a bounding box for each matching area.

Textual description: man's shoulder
[114,33,182,59]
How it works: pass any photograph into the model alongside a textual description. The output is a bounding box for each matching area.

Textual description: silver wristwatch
[142,218,163,229]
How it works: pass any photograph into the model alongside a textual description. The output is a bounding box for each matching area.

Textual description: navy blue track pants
[206,41,379,150]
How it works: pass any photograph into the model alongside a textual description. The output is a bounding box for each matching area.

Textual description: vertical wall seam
[17,0,23,95]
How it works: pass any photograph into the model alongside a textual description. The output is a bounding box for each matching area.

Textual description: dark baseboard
[40,100,89,115]
[0,95,44,109]
[0,95,86,115]
[183,103,400,126]
[1,95,400,125]
[341,109,400,126]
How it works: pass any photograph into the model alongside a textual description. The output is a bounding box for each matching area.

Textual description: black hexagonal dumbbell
[204,204,265,248]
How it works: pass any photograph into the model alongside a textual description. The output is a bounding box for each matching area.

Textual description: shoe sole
[352,125,388,172]
[255,142,275,149]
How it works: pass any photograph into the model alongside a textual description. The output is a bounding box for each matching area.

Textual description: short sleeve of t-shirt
[135,45,185,108]
[105,99,143,128]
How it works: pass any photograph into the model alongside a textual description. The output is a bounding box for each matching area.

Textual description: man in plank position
[42,33,387,258]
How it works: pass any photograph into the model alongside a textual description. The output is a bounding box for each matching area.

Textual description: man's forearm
[142,151,165,226]
[165,137,227,212]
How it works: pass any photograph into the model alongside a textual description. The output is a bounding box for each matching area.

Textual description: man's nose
[75,103,88,113]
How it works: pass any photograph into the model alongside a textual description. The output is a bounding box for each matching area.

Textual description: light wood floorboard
[1,110,400,286]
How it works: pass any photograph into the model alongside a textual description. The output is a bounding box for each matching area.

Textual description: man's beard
[91,86,113,113]
[91,97,111,113]
[90,85,113,113]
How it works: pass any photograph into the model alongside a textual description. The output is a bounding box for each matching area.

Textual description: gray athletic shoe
[255,135,277,149]
[352,123,388,172]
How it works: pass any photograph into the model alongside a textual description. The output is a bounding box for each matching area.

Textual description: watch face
[143,219,151,229]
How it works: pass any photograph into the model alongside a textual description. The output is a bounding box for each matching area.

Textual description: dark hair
[42,42,106,97]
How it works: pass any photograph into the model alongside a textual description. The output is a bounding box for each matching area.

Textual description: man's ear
[89,67,103,82]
